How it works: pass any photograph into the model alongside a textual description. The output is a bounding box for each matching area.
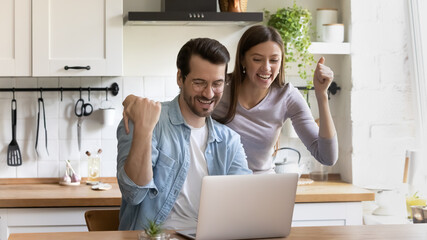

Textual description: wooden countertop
[8,224,427,240]
[295,179,375,202]
[0,177,374,208]
[0,182,122,207]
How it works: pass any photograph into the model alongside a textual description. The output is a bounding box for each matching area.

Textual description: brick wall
[350,0,417,187]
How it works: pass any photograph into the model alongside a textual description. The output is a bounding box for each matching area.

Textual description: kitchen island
[8,224,427,240]
[0,176,374,239]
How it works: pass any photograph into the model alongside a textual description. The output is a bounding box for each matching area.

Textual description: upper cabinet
[0,0,123,77]
[32,0,123,76]
[0,0,31,76]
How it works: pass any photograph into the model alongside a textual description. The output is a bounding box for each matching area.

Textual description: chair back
[84,209,120,231]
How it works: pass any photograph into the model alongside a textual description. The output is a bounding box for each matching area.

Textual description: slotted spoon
[7,98,22,166]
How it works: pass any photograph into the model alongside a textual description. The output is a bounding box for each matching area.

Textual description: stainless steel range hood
[125,0,263,26]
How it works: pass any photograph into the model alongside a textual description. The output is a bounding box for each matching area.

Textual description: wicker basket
[219,0,247,12]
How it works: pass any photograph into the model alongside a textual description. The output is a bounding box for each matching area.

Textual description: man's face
[178,55,226,118]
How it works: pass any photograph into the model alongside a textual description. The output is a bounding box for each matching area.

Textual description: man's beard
[183,93,217,117]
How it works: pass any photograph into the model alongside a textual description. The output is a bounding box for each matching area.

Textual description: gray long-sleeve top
[212,83,338,174]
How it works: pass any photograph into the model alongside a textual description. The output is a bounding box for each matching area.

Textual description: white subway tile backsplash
[164,76,179,98]
[81,77,102,88]
[42,97,60,118]
[101,160,117,177]
[16,117,36,141]
[16,141,38,178]
[0,78,14,88]
[100,139,118,162]
[1,76,174,178]
[58,140,80,162]
[59,77,81,88]
[144,76,165,98]
[122,76,143,98]
[0,118,12,142]
[17,98,38,119]
[38,160,60,178]
[58,117,77,140]
[82,118,103,140]
[79,160,88,178]
[0,99,11,119]
[15,78,37,99]
[0,162,17,178]
[101,119,121,140]
[59,96,77,120]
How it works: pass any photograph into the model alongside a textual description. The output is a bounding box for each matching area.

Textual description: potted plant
[138,219,169,240]
[265,1,315,89]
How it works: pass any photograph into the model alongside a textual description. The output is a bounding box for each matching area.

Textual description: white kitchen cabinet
[292,202,363,227]
[32,0,123,76]
[0,0,31,76]
[0,207,119,240]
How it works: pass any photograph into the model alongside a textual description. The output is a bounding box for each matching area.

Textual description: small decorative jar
[322,23,344,43]
[316,8,338,41]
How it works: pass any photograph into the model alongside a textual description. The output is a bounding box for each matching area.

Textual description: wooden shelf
[309,42,351,55]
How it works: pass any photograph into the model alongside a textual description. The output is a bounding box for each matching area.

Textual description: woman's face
[242,41,282,90]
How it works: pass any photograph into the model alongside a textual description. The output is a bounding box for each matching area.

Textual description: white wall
[350,0,417,187]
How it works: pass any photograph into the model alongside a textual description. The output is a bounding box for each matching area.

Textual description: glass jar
[87,155,100,184]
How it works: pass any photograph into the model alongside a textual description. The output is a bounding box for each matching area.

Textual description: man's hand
[122,94,161,134]
[313,57,334,99]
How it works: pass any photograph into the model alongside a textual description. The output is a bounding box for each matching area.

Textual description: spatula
[7,98,22,166]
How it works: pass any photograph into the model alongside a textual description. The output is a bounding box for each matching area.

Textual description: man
[116,38,252,231]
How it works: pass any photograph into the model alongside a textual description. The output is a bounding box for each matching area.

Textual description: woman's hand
[313,57,334,100]
[122,94,161,134]
[313,57,337,139]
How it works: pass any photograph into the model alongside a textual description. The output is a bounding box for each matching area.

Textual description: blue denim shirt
[116,96,252,230]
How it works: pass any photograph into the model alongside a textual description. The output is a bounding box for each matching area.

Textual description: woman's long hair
[216,25,285,124]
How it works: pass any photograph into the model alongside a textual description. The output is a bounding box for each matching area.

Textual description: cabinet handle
[64,66,91,70]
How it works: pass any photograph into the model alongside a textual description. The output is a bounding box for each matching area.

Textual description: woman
[122,25,338,174]
[212,25,338,173]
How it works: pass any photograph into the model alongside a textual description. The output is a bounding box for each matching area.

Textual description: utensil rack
[0,83,119,101]
[296,82,341,95]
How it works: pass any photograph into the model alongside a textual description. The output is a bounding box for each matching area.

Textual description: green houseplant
[138,219,169,240]
[265,1,315,89]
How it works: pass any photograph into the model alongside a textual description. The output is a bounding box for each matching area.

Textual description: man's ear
[177,69,183,89]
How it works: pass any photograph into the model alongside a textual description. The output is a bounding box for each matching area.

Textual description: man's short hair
[176,38,230,81]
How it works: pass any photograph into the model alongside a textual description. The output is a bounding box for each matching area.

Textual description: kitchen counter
[0,177,374,208]
[0,178,121,207]
[296,179,375,202]
[0,177,375,239]
[8,224,427,240]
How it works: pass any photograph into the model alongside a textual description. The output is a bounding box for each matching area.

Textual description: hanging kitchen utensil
[35,90,49,156]
[7,92,22,166]
[75,89,93,151]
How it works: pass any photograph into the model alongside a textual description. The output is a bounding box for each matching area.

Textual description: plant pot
[138,232,170,240]
[218,0,247,12]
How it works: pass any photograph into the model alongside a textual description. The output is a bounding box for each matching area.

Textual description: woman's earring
[242,67,246,74]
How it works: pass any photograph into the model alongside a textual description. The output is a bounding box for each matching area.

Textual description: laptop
[176,173,299,240]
